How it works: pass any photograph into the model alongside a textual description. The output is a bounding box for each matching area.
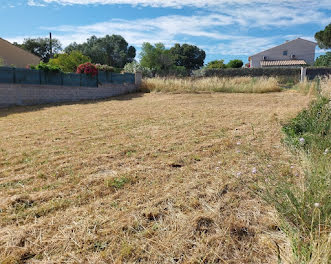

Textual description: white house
[249,38,317,68]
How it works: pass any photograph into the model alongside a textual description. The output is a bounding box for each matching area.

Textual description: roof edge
[250,38,317,57]
[0,37,41,61]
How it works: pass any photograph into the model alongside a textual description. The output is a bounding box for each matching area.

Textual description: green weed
[261,95,330,263]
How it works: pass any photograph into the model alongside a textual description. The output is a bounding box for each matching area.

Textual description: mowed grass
[0,92,311,263]
[141,76,282,93]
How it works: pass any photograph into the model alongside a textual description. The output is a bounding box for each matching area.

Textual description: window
[283,50,288,56]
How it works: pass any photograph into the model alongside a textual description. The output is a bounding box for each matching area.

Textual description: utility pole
[49,32,53,59]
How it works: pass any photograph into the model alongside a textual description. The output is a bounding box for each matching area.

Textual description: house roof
[250,38,317,58]
[260,60,307,67]
[0,37,41,61]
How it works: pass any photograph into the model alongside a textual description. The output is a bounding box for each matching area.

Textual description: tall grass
[141,76,282,93]
[261,76,331,263]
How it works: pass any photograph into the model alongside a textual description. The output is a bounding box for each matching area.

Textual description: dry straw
[141,76,282,93]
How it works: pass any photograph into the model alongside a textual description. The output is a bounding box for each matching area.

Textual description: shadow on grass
[0,92,145,118]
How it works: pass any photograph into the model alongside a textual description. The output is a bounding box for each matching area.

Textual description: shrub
[48,51,91,73]
[314,52,331,67]
[95,64,114,72]
[0,57,4,66]
[206,60,226,69]
[227,59,244,68]
[29,62,62,72]
[124,61,153,77]
[76,62,98,77]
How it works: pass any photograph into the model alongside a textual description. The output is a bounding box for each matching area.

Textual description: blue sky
[1,0,330,64]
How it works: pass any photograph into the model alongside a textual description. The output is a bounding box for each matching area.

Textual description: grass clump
[141,76,282,93]
[294,78,320,96]
[261,78,331,263]
[105,176,130,189]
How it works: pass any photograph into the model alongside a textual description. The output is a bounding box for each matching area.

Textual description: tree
[170,43,206,71]
[124,61,153,77]
[206,60,227,69]
[48,51,91,73]
[14,38,62,62]
[0,57,3,66]
[227,59,243,68]
[314,52,331,67]
[140,42,174,75]
[315,23,331,49]
[65,35,136,68]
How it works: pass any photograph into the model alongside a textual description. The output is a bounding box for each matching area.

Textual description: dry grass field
[141,77,282,93]
[0,91,312,263]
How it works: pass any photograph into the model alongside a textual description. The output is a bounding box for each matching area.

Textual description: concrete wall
[0,82,138,108]
[0,38,41,68]
[0,69,142,108]
[250,38,317,68]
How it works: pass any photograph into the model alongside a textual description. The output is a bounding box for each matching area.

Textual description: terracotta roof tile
[260,60,307,67]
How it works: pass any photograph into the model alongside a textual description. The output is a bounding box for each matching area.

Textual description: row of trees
[14,37,208,75]
[11,22,331,72]
[14,35,136,69]
[137,42,206,76]
[205,59,243,69]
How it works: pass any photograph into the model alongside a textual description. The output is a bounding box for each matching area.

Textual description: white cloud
[9,1,329,59]
[29,0,331,10]
[28,0,331,29]
[35,14,316,57]
[27,0,46,6]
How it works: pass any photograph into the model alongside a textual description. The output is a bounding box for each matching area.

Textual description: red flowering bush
[76,62,98,77]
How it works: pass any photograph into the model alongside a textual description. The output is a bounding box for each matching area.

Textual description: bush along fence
[196,67,331,80]
[0,67,142,108]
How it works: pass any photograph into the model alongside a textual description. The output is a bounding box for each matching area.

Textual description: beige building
[249,38,317,68]
[0,38,40,68]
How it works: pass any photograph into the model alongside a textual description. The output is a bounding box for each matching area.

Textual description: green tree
[315,23,331,49]
[227,59,243,68]
[140,43,174,75]
[314,52,331,67]
[206,60,227,69]
[0,57,3,66]
[14,38,62,62]
[48,51,91,73]
[65,35,136,68]
[170,43,206,71]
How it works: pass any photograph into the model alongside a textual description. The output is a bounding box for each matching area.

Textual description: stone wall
[0,67,142,108]
[0,82,138,108]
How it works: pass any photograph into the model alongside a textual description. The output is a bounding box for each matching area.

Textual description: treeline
[12,36,244,76]
[10,22,331,75]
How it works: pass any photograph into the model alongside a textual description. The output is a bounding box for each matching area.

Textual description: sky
[1,0,330,64]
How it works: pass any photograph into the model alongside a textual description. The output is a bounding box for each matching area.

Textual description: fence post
[301,67,307,82]
[135,71,142,89]
[13,67,16,84]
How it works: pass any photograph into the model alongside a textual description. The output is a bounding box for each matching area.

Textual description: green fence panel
[0,67,14,84]
[112,73,127,84]
[124,73,135,83]
[0,67,135,87]
[15,68,40,84]
[40,71,62,85]
[62,73,81,86]
[98,71,107,84]
[80,74,97,87]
